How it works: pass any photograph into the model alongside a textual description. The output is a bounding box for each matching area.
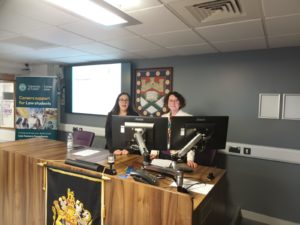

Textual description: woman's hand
[150,150,159,160]
[113,149,129,155]
[121,149,129,155]
[113,149,123,155]
[187,160,198,168]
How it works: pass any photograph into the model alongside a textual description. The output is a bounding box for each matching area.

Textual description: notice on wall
[1,100,14,128]
[15,76,58,140]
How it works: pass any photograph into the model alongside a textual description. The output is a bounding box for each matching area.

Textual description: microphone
[106,154,117,175]
[107,154,115,171]
[176,170,188,193]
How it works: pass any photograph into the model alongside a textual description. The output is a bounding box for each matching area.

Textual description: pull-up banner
[46,167,104,225]
[15,76,58,140]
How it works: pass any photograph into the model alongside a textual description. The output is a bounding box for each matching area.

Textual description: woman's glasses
[168,99,179,104]
[119,98,129,103]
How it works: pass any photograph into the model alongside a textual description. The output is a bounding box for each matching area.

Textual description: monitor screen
[170,116,229,151]
[111,115,168,152]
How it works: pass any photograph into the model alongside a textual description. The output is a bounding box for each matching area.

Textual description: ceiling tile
[0,54,41,63]
[160,0,178,3]
[262,0,300,18]
[2,36,58,49]
[97,51,140,60]
[50,55,106,64]
[33,47,86,59]
[70,42,121,54]
[0,9,51,34]
[104,0,162,12]
[1,46,87,62]
[126,5,188,35]
[60,20,136,42]
[3,0,79,26]
[24,27,92,46]
[196,19,264,42]
[144,29,206,47]
[0,42,34,54]
[167,43,217,56]
[0,29,18,40]
[265,14,300,36]
[102,36,160,51]
[212,38,267,52]
[268,34,300,48]
[130,48,176,58]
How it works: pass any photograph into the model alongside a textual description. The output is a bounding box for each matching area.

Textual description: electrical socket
[229,146,241,154]
[244,147,251,155]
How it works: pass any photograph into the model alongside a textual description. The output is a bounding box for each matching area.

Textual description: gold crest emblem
[135,67,173,116]
[52,188,92,225]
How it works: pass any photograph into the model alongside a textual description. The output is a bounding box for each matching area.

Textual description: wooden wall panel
[0,149,45,225]
[103,178,193,225]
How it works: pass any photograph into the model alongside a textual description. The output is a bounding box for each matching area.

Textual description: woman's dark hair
[110,92,137,115]
[164,91,186,111]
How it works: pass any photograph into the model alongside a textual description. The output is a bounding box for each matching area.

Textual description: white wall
[0,129,15,142]
[0,60,23,74]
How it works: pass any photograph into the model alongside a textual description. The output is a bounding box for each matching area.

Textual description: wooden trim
[0,127,15,130]
[0,74,15,81]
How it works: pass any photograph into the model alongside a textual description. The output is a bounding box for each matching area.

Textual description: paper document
[151,159,172,168]
[67,148,110,165]
[73,149,99,157]
[170,179,214,195]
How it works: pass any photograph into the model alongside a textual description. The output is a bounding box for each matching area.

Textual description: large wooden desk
[0,138,228,225]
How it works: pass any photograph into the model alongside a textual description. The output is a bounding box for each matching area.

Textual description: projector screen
[71,63,123,115]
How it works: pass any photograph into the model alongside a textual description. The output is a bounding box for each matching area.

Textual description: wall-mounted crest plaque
[135,67,173,117]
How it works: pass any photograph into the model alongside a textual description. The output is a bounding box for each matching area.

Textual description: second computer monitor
[111,115,168,152]
[170,116,229,151]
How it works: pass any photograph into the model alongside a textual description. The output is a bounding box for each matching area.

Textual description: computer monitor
[170,116,229,158]
[111,115,168,155]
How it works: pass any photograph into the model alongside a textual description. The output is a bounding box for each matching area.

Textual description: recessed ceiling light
[44,0,136,26]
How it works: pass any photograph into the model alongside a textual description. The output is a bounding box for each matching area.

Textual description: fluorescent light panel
[45,0,128,26]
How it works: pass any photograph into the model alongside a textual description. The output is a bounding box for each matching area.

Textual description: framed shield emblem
[135,67,173,117]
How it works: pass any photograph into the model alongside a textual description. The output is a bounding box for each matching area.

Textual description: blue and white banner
[15,76,58,140]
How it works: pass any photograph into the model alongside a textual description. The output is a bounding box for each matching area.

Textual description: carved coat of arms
[135,67,173,117]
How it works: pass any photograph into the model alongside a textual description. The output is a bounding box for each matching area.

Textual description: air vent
[186,0,243,23]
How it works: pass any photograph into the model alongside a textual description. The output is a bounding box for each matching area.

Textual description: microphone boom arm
[133,128,149,156]
[177,133,207,158]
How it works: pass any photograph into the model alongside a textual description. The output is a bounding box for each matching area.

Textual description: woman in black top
[105,92,138,155]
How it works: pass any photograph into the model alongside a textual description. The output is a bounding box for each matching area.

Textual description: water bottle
[67,132,73,151]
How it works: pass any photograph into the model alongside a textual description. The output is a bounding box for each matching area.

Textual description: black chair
[73,130,95,147]
[195,149,217,166]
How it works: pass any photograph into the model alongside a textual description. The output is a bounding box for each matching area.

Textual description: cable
[185,181,205,190]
